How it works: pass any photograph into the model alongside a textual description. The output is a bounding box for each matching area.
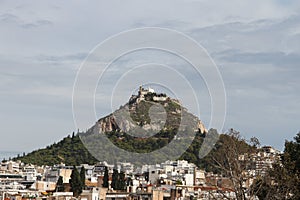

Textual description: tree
[210,129,256,200]
[56,176,65,192]
[111,169,118,190]
[70,166,82,197]
[80,166,86,190]
[175,180,183,185]
[102,167,109,188]
[117,171,126,191]
[250,137,260,148]
[283,132,300,174]
[253,132,300,199]
[110,169,126,191]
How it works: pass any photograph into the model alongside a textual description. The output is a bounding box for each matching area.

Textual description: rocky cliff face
[94,87,207,135]
[96,111,137,133]
[96,110,207,134]
[97,114,118,133]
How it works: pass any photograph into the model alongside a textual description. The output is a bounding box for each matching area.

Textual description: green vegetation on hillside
[13,97,252,170]
[129,99,181,129]
[14,128,252,173]
[14,133,97,166]
[104,129,177,153]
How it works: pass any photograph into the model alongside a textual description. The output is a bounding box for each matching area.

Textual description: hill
[79,86,208,165]
[14,86,252,170]
[14,131,252,172]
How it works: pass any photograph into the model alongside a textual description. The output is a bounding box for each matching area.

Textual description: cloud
[0,12,53,29]
[34,53,88,64]
[216,51,300,67]
[188,14,300,54]
[0,56,76,98]
[21,19,53,29]
[0,13,19,23]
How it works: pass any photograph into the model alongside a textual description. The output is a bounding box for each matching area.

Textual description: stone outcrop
[94,86,207,135]
[97,115,118,133]
[197,120,208,134]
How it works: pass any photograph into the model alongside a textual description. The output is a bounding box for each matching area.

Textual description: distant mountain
[14,86,252,170]
[80,86,208,164]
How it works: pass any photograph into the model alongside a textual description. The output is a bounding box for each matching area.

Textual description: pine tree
[70,166,82,197]
[56,176,65,192]
[80,166,86,190]
[102,167,109,188]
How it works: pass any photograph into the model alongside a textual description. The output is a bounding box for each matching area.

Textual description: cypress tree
[56,176,65,192]
[111,169,119,190]
[118,171,126,191]
[70,166,82,197]
[102,167,109,188]
[80,166,86,189]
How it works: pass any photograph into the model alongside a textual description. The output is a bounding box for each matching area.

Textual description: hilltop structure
[130,86,168,104]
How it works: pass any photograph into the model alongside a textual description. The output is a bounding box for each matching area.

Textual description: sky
[0,0,300,152]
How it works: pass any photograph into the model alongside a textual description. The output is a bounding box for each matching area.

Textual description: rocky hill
[15,86,239,169]
[95,86,207,135]
[79,86,209,165]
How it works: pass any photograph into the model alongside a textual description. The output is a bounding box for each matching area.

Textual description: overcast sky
[1,0,300,152]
